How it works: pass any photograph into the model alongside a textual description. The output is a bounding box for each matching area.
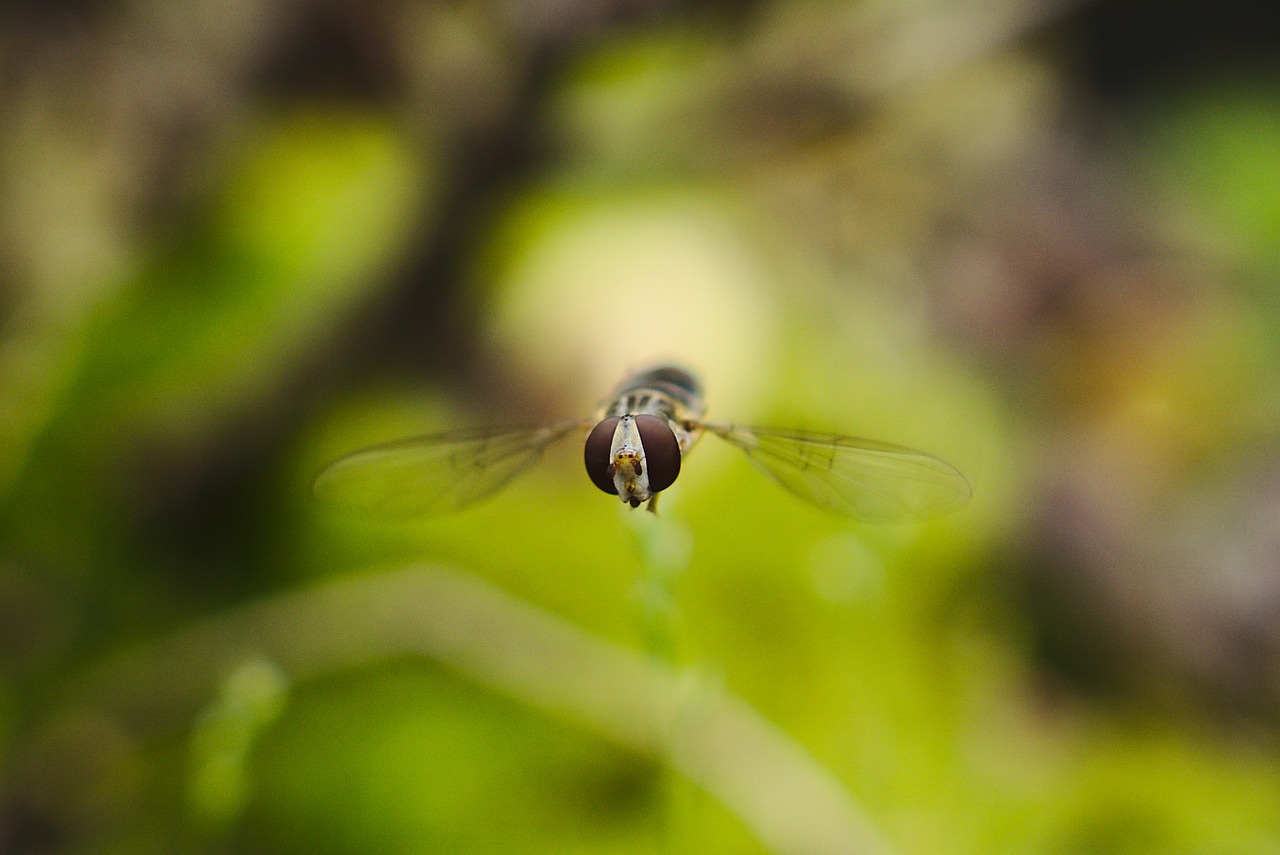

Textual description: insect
[312,365,971,520]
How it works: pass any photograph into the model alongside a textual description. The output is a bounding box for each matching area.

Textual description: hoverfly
[312,365,970,520]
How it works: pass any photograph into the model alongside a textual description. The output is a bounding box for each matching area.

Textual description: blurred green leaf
[1144,85,1280,272]
[75,111,429,448]
[251,664,674,855]
[188,658,289,826]
[0,109,432,566]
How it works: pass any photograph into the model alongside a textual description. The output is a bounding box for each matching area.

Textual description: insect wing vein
[705,424,971,519]
[312,421,583,518]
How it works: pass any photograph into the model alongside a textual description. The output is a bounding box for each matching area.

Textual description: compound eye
[634,414,680,493]
[584,418,620,494]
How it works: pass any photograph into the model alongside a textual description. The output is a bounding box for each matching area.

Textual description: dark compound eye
[633,414,680,493]
[584,417,620,494]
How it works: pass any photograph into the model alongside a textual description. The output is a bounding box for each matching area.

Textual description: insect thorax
[602,366,705,424]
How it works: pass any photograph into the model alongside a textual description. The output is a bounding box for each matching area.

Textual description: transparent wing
[703,423,971,520]
[312,421,586,518]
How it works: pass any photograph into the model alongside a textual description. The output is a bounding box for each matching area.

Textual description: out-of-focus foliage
[2,1,1279,854]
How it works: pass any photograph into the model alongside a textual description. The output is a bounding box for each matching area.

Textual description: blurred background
[2,0,1279,852]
